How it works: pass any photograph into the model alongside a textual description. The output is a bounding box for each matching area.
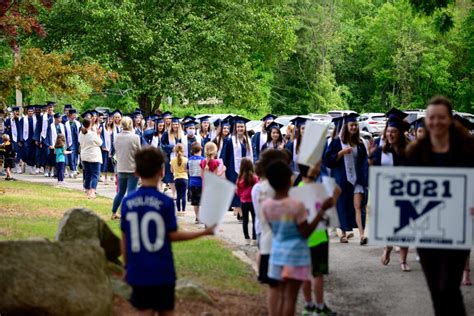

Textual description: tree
[40,0,296,114]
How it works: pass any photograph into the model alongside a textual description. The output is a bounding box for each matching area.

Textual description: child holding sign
[262,160,334,316]
[120,147,214,315]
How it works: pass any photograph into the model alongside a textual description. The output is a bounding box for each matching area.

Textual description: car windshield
[372,116,386,121]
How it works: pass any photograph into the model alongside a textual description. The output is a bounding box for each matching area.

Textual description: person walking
[78,118,103,199]
[111,116,141,219]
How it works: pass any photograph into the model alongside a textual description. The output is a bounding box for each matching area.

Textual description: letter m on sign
[394,200,443,234]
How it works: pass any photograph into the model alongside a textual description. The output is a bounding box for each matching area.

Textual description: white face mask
[187,128,195,136]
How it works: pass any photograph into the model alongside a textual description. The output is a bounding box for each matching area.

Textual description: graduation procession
[1,95,474,316]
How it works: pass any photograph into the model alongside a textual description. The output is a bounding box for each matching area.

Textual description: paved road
[12,173,474,315]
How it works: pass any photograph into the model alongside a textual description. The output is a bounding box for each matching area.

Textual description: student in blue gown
[144,117,165,147]
[100,119,115,184]
[4,106,23,173]
[324,113,369,245]
[34,102,55,176]
[411,117,426,140]
[161,117,184,198]
[261,122,284,151]
[61,104,72,124]
[374,108,409,148]
[213,118,232,159]
[198,116,212,151]
[285,116,307,174]
[133,110,146,145]
[64,108,81,178]
[369,117,412,271]
[162,111,173,131]
[222,116,253,215]
[251,114,277,162]
[45,113,66,177]
[181,120,201,157]
[21,106,38,174]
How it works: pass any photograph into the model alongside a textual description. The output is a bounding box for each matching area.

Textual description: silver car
[358,113,386,135]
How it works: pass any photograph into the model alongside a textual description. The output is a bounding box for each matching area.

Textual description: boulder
[176,279,214,305]
[55,208,121,264]
[0,240,112,316]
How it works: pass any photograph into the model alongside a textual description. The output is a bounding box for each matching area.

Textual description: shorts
[310,241,329,276]
[258,255,279,287]
[268,263,311,282]
[4,158,15,169]
[130,284,175,312]
[189,186,202,206]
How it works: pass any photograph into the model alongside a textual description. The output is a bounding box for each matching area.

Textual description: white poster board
[297,121,329,167]
[198,171,236,227]
[369,166,474,249]
[289,182,339,229]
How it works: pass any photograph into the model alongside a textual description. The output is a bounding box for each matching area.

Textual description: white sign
[297,121,329,167]
[198,171,236,227]
[369,166,474,249]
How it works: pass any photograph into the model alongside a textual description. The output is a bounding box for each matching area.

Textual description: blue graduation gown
[324,137,369,232]
[251,132,264,163]
[222,137,248,207]
[21,116,36,166]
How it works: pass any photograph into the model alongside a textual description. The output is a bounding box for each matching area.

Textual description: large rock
[0,240,112,316]
[55,208,121,264]
[176,279,214,305]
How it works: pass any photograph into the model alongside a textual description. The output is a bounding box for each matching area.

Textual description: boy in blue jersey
[121,147,215,315]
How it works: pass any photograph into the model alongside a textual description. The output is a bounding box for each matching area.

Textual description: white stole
[11,118,19,142]
[65,120,81,147]
[232,135,253,174]
[22,116,37,141]
[182,134,202,157]
[259,132,267,152]
[341,139,357,185]
[41,113,49,139]
[169,137,177,159]
[151,135,160,148]
[104,129,112,152]
[293,139,298,164]
[50,122,65,147]
[381,151,394,166]
[113,125,121,139]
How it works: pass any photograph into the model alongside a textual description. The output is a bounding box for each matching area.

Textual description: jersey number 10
[126,212,165,253]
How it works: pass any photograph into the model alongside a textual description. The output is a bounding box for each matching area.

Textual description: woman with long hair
[161,117,184,198]
[170,143,188,214]
[285,117,306,174]
[199,116,212,150]
[251,114,277,162]
[222,116,253,219]
[213,119,231,159]
[324,113,369,245]
[262,122,284,151]
[369,116,412,271]
[404,96,474,315]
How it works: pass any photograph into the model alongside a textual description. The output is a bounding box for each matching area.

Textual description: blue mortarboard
[81,111,91,118]
[231,115,250,125]
[112,109,122,116]
[46,101,56,107]
[64,104,72,110]
[213,119,221,127]
[26,105,35,111]
[343,113,360,124]
[145,116,152,121]
[265,122,283,133]
[53,112,61,118]
[184,120,199,128]
[385,108,408,120]
[387,117,410,131]
[412,117,425,130]
[261,114,277,121]
[41,104,48,109]
[90,110,98,117]
[68,109,77,115]
[12,106,20,112]
[155,117,164,123]
[162,111,172,118]
[171,117,181,123]
[290,116,307,127]
[134,108,144,114]
[133,111,143,118]
[221,119,231,127]
[150,114,159,121]
[332,116,344,133]
[199,115,211,123]
[454,114,474,131]
[182,115,196,123]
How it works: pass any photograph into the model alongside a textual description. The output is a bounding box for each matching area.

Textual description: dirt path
[13,173,474,315]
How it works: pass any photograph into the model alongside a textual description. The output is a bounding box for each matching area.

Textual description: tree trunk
[137,94,151,115]
[151,95,162,114]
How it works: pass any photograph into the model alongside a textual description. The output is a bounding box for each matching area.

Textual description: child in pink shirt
[236,158,258,245]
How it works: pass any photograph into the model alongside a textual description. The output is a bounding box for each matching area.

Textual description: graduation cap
[162,111,172,118]
[46,101,56,107]
[41,104,48,110]
[265,122,283,133]
[385,108,408,120]
[412,117,425,130]
[332,116,345,134]
[133,111,143,118]
[69,109,77,115]
[182,115,196,123]
[213,119,221,128]
[290,116,307,127]
[154,116,164,124]
[231,115,250,125]
[184,120,199,129]
[387,117,410,132]
[53,112,61,119]
[98,111,105,117]
[261,114,277,121]
[199,115,211,123]
[25,105,35,111]
[111,109,123,116]
[171,117,181,123]
[343,113,360,124]
[134,108,144,114]
[64,104,72,110]
[454,114,474,131]
[81,111,91,119]
[90,110,99,117]
[11,106,20,112]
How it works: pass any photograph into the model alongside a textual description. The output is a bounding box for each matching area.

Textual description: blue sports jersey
[187,155,204,187]
[120,186,177,286]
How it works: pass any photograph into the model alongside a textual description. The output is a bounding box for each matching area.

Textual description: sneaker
[195,218,199,224]
[245,239,251,245]
[303,304,316,315]
[44,172,49,177]
[316,305,337,316]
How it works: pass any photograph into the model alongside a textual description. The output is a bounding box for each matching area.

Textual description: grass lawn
[0,180,260,295]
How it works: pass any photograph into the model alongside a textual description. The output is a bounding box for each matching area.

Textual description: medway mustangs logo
[369,167,473,250]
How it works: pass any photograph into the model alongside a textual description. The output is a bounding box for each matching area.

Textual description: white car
[327,110,357,118]
[358,113,386,135]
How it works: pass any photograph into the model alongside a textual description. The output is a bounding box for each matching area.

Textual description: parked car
[358,113,386,135]
[327,110,357,118]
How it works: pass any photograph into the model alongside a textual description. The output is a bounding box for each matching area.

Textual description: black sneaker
[316,305,337,316]
[302,304,316,315]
